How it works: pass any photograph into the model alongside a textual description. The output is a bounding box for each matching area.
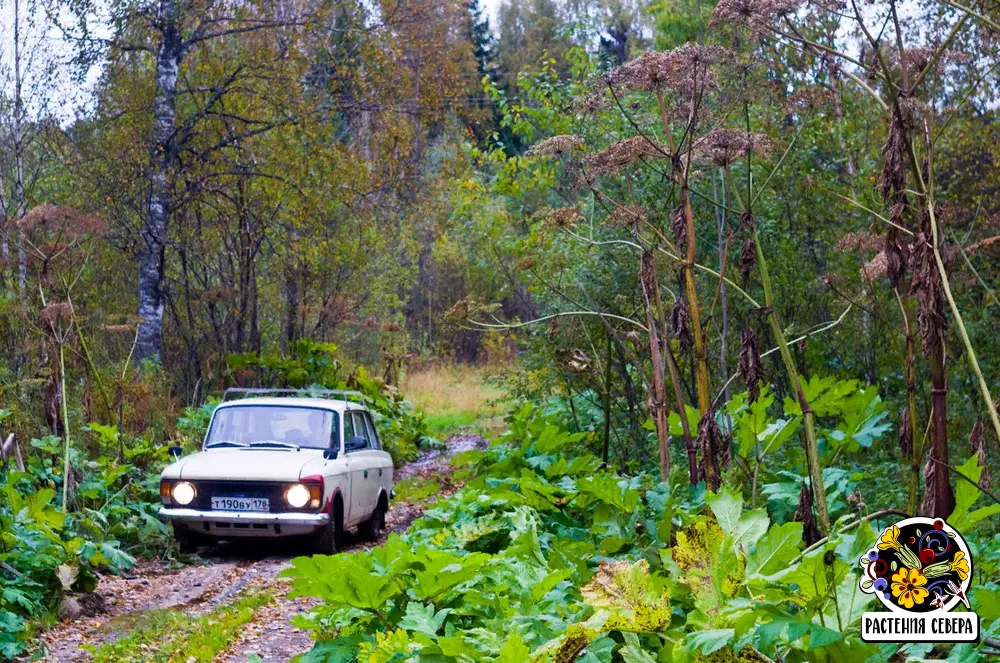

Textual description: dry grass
[401,364,504,435]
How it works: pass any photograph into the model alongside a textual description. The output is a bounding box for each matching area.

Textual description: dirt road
[35,434,485,662]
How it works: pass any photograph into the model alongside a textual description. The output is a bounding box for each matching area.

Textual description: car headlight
[172,481,196,506]
[285,484,311,508]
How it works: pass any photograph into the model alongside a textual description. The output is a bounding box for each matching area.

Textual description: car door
[341,411,371,522]
[326,412,351,524]
[362,412,393,499]
[348,411,382,519]
[341,410,364,525]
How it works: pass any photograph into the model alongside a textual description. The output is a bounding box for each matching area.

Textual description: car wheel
[359,499,386,542]
[173,525,202,555]
[313,521,339,555]
[313,498,343,555]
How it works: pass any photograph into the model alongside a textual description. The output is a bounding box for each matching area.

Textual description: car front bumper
[159,507,329,528]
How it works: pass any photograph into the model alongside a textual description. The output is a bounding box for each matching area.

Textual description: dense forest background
[2,0,998,494]
[3,0,1000,657]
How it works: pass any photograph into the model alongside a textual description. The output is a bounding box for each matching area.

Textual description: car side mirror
[346,436,367,451]
[168,445,183,459]
[323,447,339,460]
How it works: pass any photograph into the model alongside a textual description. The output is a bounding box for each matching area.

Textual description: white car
[159,389,393,554]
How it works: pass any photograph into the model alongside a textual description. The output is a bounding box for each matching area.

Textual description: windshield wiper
[206,440,250,448]
[248,440,301,450]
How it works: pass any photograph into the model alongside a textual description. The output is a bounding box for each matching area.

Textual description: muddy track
[35,434,486,663]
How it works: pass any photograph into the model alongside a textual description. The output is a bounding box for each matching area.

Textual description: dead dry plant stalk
[748,0,1000,519]
[654,86,720,489]
[40,290,76,512]
[725,152,830,533]
[864,0,999,514]
[638,250,672,482]
[752,225,830,533]
[894,289,921,514]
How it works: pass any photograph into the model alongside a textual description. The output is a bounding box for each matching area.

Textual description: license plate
[211,496,270,512]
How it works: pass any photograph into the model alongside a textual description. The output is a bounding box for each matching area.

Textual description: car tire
[313,521,339,555]
[173,525,203,555]
[313,498,343,555]
[359,498,386,542]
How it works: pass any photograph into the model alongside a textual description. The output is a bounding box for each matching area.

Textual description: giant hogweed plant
[706,0,1000,520]
[284,402,1000,662]
[472,43,855,535]
[0,424,179,656]
[466,0,1000,540]
[0,470,138,658]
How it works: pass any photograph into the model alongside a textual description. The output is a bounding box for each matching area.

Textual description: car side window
[363,413,380,450]
[345,411,369,452]
[352,412,373,449]
[344,411,356,443]
[329,412,340,450]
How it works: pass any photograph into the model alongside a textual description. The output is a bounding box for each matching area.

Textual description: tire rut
[34,434,485,662]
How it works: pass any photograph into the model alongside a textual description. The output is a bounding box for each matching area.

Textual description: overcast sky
[0,1,104,122]
[483,0,503,22]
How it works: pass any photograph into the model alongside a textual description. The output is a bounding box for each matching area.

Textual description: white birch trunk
[13,0,27,304]
[136,0,183,365]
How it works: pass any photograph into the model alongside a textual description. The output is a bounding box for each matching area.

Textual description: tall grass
[400,364,504,435]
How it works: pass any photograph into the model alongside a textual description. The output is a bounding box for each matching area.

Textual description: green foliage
[352,366,428,466]
[0,406,206,655]
[228,340,345,389]
[394,476,443,504]
[286,403,1000,662]
[0,470,137,657]
[175,399,221,449]
[226,341,428,465]
[727,376,891,471]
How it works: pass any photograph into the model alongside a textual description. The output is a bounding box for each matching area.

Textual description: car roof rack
[221,388,364,403]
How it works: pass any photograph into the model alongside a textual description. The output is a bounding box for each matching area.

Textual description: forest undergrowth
[283,397,1000,663]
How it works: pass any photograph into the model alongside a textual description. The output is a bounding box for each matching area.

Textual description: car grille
[193,480,285,510]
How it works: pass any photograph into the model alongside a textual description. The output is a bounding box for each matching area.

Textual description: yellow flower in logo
[891,567,929,609]
[878,525,902,551]
[949,551,969,581]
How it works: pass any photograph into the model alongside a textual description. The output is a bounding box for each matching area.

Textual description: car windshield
[205,406,336,450]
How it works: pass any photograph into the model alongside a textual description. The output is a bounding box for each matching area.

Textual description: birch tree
[1,0,57,304]
[57,0,303,365]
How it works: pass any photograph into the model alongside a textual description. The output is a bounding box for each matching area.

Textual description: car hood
[165,448,325,482]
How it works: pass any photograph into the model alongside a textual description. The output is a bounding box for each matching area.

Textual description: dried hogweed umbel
[586,45,726,115]
[895,47,970,77]
[696,129,772,167]
[588,136,669,176]
[606,205,649,227]
[542,207,584,229]
[40,301,74,333]
[710,0,803,34]
[861,251,888,282]
[528,134,585,159]
[835,231,882,253]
